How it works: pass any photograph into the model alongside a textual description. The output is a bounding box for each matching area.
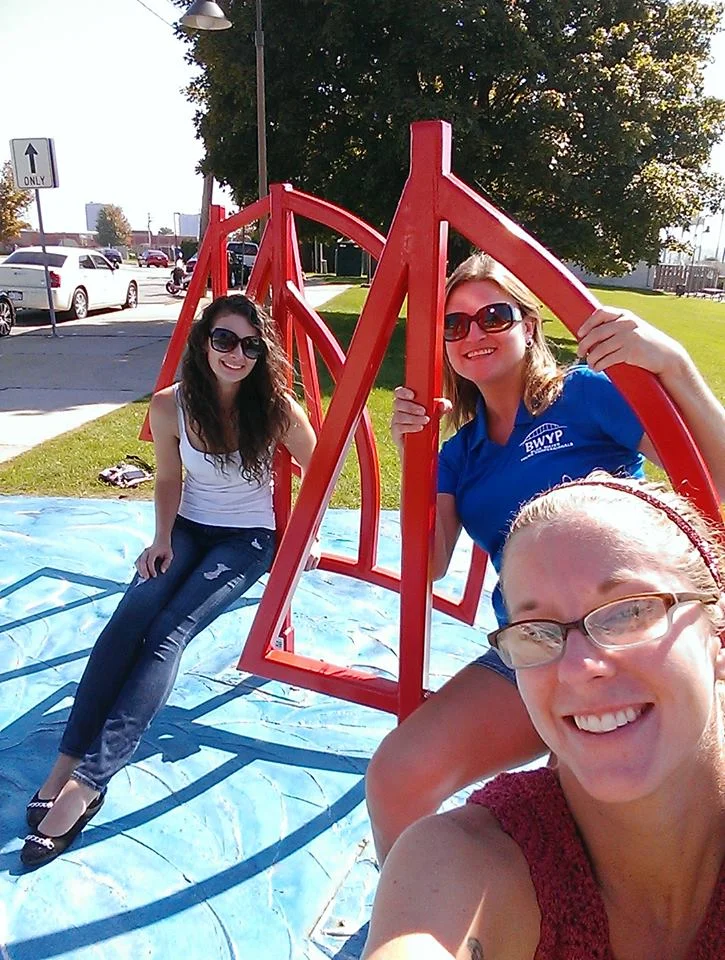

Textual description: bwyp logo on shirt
[520,422,574,461]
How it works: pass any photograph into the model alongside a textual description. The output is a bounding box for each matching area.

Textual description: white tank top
[175,385,275,529]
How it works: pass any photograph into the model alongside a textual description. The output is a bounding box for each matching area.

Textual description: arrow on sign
[25,144,38,174]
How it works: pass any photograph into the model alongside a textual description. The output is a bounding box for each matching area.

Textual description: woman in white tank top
[22,295,318,867]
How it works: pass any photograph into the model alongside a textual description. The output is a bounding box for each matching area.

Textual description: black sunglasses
[443,302,523,342]
[209,327,266,360]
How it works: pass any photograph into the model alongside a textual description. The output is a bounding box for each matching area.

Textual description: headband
[557,479,723,591]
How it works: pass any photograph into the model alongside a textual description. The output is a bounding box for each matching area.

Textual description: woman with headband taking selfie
[21,294,318,867]
[363,474,725,958]
[366,252,725,864]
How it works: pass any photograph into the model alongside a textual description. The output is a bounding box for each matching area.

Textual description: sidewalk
[0,285,350,463]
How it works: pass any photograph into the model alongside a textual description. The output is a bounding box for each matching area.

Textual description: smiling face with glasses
[204,309,267,386]
[498,513,724,803]
[442,279,534,386]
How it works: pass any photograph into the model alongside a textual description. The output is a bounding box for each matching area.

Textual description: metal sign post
[9,138,61,337]
[33,188,59,336]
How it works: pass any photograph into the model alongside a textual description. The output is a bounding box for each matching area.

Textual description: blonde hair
[443,253,566,430]
[502,473,725,633]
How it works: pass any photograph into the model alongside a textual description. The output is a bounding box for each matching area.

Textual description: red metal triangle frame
[143,120,720,724]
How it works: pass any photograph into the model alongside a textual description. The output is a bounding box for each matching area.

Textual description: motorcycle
[166,269,190,297]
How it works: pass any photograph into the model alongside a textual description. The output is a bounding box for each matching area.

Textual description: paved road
[0,274,351,463]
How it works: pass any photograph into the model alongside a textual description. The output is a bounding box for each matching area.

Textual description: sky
[2,0,725,253]
[2,0,235,235]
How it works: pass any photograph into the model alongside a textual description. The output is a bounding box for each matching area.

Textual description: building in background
[13,229,98,249]
[564,261,655,291]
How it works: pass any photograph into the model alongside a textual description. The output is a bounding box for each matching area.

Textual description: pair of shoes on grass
[21,789,106,868]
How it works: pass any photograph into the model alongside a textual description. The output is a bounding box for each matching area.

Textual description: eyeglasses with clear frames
[488,592,720,670]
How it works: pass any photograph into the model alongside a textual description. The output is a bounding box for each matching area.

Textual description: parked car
[0,290,18,336]
[0,247,138,320]
[98,247,123,266]
[139,249,169,268]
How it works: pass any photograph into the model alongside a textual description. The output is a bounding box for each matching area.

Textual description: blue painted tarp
[0,497,495,960]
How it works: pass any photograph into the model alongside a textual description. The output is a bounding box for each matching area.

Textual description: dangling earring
[525,338,533,348]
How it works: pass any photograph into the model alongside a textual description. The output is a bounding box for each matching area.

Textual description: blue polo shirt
[438,365,645,624]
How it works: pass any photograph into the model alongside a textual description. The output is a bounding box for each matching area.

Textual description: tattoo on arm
[467,938,484,960]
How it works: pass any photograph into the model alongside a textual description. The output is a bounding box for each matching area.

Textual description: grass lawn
[306,274,369,285]
[0,285,722,507]
[0,397,154,501]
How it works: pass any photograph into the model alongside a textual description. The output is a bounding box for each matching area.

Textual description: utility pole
[199,172,214,242]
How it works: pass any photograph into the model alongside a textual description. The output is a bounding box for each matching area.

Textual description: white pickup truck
[226,240,258,285]
[0,246,138,320]
[185,240,259,289]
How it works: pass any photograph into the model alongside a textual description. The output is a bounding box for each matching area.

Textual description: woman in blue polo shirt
[365,252,725,864]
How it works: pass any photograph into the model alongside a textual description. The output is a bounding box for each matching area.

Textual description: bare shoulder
[150,384,178,412]
[446,802,539,886]
[149,385,180,439]
[284,393,312,427]
[364,806,540,960]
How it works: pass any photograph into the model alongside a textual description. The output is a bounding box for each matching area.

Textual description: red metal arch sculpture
[145,120,719,723]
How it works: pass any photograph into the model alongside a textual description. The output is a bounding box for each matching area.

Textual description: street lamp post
[686,217,711,292]
[713,207,725,263]
[689,218,710,265]
[181,0,269,210]
[254,0,268,203]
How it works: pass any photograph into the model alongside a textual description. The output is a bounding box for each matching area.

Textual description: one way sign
[10,138,59,190]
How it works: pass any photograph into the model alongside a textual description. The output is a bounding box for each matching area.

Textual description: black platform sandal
[20,789,106,868]
[25,792,57,830]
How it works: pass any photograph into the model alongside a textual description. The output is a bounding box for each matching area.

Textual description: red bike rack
[144,120,720,723]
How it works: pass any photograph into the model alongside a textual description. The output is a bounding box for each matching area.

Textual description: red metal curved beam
[288,189,385,260]
[284,282,382,567]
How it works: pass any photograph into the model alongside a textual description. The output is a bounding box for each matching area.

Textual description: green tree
[229,226,261,243]
[158,226,174,235]
[96,204,132,247]
[178,0,725,273]
[180,238,197,260]
[0,161,32,244]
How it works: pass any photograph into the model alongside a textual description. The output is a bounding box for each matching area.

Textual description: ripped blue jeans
[60,515,275,792]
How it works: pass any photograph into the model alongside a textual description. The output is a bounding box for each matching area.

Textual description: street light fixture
[180,1,231,30]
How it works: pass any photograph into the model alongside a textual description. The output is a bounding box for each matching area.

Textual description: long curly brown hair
[443,253,566,430]
[180,295,291,482]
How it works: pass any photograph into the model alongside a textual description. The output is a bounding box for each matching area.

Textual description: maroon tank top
[468,768,724,959]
